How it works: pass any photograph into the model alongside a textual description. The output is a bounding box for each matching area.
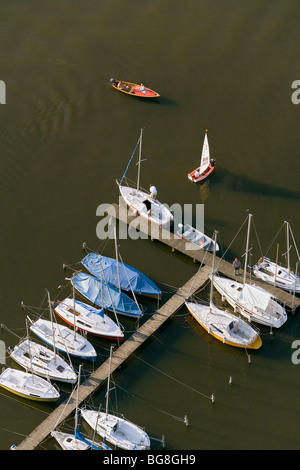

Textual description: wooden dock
[15,199,300,450]
[105,201,300,311]
[16,265,211,450]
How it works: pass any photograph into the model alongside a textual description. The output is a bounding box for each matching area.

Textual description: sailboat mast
[74,364,82,435]
[243,214,252,286]
[105,345,113,421]
[286,221,290,275]
[114,227,121,294]
[209,230,218,310]
[137,128,143,192]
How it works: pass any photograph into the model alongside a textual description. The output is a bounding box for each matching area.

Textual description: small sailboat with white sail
[213,214,287,328]
[188,130,215,183]
[185,231,262,349]
[0,367,60,402]
[253,221,300,294]
[9,320,77,384]
[117,128,174,228]
[80,346,151,450]
[27,290,97,361]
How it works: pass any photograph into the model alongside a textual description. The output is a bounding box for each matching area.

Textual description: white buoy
[229,376,233,386]
[184,415,189,427]
[211,393,215,404]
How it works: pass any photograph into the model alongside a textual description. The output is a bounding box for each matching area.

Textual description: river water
[0,0,300,451]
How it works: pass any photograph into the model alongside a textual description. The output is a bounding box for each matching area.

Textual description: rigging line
[132,354,212,401]
[120,135,141,184]
[251,217,263,259]
[214,215,249,271]
[263,221,285,257]
[113,380,186,423]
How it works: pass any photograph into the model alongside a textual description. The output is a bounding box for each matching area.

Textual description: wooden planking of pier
[16,265,211,450]
[105,201,300,311]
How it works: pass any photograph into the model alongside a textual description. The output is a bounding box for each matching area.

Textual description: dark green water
[0,0,300,450]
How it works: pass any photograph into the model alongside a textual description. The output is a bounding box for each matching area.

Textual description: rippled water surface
[0,0,300,450]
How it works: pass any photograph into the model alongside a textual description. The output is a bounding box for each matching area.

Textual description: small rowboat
[110,78,160,98]
[188,131,215,183]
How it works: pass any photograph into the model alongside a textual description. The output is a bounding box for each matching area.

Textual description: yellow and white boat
[0,367,60,402]
[186,301,262,349]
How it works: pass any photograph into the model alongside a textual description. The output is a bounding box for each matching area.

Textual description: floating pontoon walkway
[15,265,211,450]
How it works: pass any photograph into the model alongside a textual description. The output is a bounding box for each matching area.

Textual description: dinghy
[117,128,174,228]
[176,223,219,252]
[9,339,77,384]
[54,297,124,341]
[188,131,215,182]
[80,346,150,450]
[0,367,60,402]
[81,252,161,298]
[71,272,142,318]
[186,231,262,349]
[212,214,287,328]
[110,79,160,98]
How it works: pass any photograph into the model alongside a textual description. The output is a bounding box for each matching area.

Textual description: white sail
[199,132,210,175]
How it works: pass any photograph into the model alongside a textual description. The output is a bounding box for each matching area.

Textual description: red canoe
[110,79,160,98]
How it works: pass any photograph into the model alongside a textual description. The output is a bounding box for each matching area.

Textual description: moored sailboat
[0,367,60,402]
[212,214,287,328]
[253,221,300,294]
[117,128,174,228]
[185,231,262,349]
[80,346,151,450]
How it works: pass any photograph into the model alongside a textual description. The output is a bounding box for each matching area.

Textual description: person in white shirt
[149,185,157,199]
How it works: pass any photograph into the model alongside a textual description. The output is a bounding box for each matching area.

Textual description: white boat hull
[185,301,262,349]
[9,340,77,384]
[253,258,300,294]
[81,408,150,450]
[51,431,90,450]
[0,368,59,402]
[119,184,173,228]
[54,298,124,341]
[212,275,287,328]
[28,317,97,361]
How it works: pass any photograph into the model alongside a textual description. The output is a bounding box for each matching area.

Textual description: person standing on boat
[233,258,241,275]
[149,185,157,199]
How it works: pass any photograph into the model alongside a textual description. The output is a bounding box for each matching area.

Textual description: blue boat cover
[71,272,142,318]
[75,299,104,318]
[81,252,161,297]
